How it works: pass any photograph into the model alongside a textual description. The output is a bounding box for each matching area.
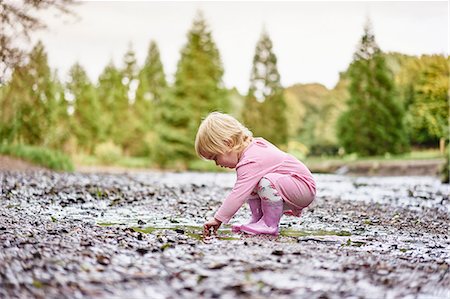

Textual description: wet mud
[0,171,449,298]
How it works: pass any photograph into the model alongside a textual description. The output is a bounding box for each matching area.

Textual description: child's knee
[257,177,282,202]
[258,177,272,190]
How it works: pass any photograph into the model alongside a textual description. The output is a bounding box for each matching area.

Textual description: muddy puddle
[0,170,449,298]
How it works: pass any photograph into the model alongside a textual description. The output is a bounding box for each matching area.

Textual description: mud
[0,171,449,298]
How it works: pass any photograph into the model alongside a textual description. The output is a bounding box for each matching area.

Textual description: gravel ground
[0,170,449,299]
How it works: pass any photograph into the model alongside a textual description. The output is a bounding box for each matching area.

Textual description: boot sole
[240,226,278,236]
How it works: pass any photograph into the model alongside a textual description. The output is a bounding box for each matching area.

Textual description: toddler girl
[195,112,316,237]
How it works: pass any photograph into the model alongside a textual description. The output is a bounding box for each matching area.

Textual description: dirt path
[308,158,446,176]
[0,171,449,298]
[0,156,45,172]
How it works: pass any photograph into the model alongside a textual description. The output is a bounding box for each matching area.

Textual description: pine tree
[337,21,408,156]
[66,62,102,153]
[0,41,63,147]
[135,40,168,157]
[243,29,287,146]
[157,11,229,167]
[97,61,125,147]
[118,45,141,155]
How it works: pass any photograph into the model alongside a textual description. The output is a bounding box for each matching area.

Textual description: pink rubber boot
[232,198,262,233]
[240,199,283,236]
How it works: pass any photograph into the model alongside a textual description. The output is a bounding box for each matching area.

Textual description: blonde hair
[195,112,253,159]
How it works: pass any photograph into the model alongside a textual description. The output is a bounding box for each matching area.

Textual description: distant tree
[117,45,142,155]
[227,87,245,120]
[96,46,142,155]
[284,83,343,155]
[122,44,139,95]
[243,29,287,146]
[337,21,408,156]
[0,41,65,147]
[97,61,126,147]
[157,11,229,167]
[405,55,449,146]
[0,0,75,84]
[135,40,168,157]
[66,63,102,153]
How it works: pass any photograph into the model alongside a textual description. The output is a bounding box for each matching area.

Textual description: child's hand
[203,217,222,237]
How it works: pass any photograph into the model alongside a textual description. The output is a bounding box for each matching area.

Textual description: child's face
[208,150,239,169]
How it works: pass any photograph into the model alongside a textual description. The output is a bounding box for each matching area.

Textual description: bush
[0,143,74,171]
[308,143,340,157]
[287,141,309,160]
[188,159,228,172]
[94,141,123,165]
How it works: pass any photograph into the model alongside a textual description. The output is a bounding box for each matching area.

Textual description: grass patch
[116,156,155,168]
[0,143,74,171]
[74,153,155,169]
[97,222,122,226]
[305,149,443,164]
[187,159,230,172]
[76,149,443,173]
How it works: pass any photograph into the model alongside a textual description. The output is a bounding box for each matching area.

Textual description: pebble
[0,171,448,298]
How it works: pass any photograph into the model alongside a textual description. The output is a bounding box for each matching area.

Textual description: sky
[33,1,448,93]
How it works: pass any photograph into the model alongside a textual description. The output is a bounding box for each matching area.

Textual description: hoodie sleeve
[214,160,261,223]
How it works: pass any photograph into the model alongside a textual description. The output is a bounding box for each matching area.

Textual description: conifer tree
[243,29,287,146]
[118,45,141,155]
[66,63,101,153]
[0,41,63,147]
[337,21,408,156]
[135,40,168,156]
[97,46,142,155]
[157,12,229,166]
[97,61,125,146]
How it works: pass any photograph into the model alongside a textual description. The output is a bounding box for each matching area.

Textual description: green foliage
[94,141,123,165]
[155,12,229,167]
[337,22,409,156]
[0,143,74,171]
[135,41,168,157]
[284,82,347,153]
[1,16,447,170]
[243,30,287,147]
[117,45,142,155]
[405,55,449,145]
[96,46,152,157]
[286,140,309,160]
[227,87,245,120]
[188,159,228,172]
[96,61,128,147]
[66,62,102,153]
[375,52,449,147]
[0,41,67,149]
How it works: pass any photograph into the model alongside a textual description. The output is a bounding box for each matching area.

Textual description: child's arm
[214,162,260,223]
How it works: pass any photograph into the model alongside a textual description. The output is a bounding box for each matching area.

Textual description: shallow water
[0,171,449,298]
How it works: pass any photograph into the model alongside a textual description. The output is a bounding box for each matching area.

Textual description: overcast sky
[33,1,448,93]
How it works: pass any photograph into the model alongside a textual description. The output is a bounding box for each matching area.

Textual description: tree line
[0,14,448,169]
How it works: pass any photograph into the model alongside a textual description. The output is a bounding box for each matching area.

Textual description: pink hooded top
[214,138,316,224]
